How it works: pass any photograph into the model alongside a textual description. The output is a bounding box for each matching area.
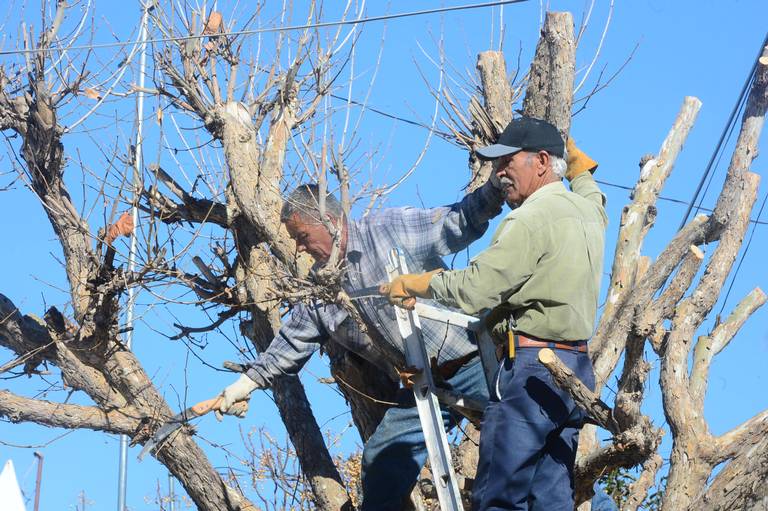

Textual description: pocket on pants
[493,356,514,402]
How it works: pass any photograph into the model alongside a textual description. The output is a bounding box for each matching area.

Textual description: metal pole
[118,2,151,510]
[168,473,176,511]
[33,451,43,511]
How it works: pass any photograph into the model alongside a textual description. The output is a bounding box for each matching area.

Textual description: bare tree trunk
[522,11,576,137]
[1,73,258,509]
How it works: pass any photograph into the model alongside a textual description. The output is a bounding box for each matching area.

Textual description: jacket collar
[522,180,566,206]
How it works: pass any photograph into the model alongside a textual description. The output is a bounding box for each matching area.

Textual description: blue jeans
[361,357,489,511]
[472,347,597,511]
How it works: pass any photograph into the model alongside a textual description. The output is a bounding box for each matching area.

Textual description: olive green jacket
[429,173,607,341]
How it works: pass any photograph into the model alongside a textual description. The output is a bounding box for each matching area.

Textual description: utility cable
[594,179,768,226]
[0,0,529,56]
[716,188,768,318]
[330,94,454,138]
[678,32,768,230]
[692,95,745,218]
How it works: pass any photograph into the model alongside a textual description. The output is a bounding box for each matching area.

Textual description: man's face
[494,150,546,207]
[284,213,337,264]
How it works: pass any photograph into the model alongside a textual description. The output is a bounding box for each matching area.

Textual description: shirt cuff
[479,178,506,211]
[427,272,457,309]
[245,367,270,388]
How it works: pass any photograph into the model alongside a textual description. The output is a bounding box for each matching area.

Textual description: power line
[326,92,768,228]
[678,32,768,230]
[329,93,454,138]
[595,179,768,226]
[0,0,529,56]
[717,188,768,317]
[330,90,768,228]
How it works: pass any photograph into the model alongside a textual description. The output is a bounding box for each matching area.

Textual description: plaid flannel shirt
[245,181,504,387]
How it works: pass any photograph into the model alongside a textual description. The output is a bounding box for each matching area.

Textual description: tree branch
[0,389,139,434]
[591,97,701,384]
[522,11,576,138]
[623,453,663,511]
[690,287,766,408]
[711,409,768,464]
[538,348,619,434]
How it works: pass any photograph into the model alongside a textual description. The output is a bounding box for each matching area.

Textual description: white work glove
[216,373,259,419]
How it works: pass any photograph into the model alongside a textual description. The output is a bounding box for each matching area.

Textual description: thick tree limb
[692,434,768,511]
[711,44,768,233]
[0,293,54,355]
[1,294,253,510]
[663,175,757,431]
[710,409,768,464]
[0,94,28,132]
[219,102,297,269]
[591,97,701,384]
[143,164,229,227]
[236,248,352,510]
[522,11,575,137]
[477,52,513,134]
[690,287,766,409]
[538,348,619,434]
[623,453,663,511]
[591,212,709,389]
[539,344,662,502]
[574,424,663,506]
[0,293,125,406]
[19,88,96,319]
[661,173,760,510]
[638,245,705,339]
[612,335,651,430]
[614,247,703,428]
[0,390,139,433]
[467,12,574,193]
[465,51,514,192]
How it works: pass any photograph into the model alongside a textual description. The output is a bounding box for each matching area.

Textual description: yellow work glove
[379,269,443,309]
[565,137,598,181]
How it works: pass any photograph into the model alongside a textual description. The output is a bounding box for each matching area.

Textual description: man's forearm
[466,179,506,227]
[569,172,606,208]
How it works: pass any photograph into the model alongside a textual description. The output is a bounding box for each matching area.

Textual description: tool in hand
[137,396,224,461]
[346,282,498,394]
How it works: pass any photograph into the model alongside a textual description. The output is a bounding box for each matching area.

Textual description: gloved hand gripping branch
[565,137,598,181]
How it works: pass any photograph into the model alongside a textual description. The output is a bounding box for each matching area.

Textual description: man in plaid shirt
[215,178,505,510]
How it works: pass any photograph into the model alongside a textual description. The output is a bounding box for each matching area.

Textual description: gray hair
[515,150,568,179]
[280,183,344,224]
[551,151,567,179]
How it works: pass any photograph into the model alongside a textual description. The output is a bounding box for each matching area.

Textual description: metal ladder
[385,249,464,511]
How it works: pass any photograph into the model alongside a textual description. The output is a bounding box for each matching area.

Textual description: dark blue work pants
[471,347,596,511]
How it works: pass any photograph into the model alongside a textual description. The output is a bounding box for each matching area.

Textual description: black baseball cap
[476,116,565,160]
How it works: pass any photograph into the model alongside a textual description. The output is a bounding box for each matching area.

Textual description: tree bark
[522,11,576,137]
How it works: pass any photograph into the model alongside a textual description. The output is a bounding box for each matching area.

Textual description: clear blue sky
[1,1,767,509]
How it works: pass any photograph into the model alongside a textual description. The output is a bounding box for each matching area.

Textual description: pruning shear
[345,285,385,300]
[138,361,254,461]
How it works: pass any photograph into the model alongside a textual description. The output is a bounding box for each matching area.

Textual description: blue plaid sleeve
[245,302,327,387]
[379,180,504,261]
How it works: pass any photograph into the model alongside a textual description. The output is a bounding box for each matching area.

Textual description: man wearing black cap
[382,116,607,510]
